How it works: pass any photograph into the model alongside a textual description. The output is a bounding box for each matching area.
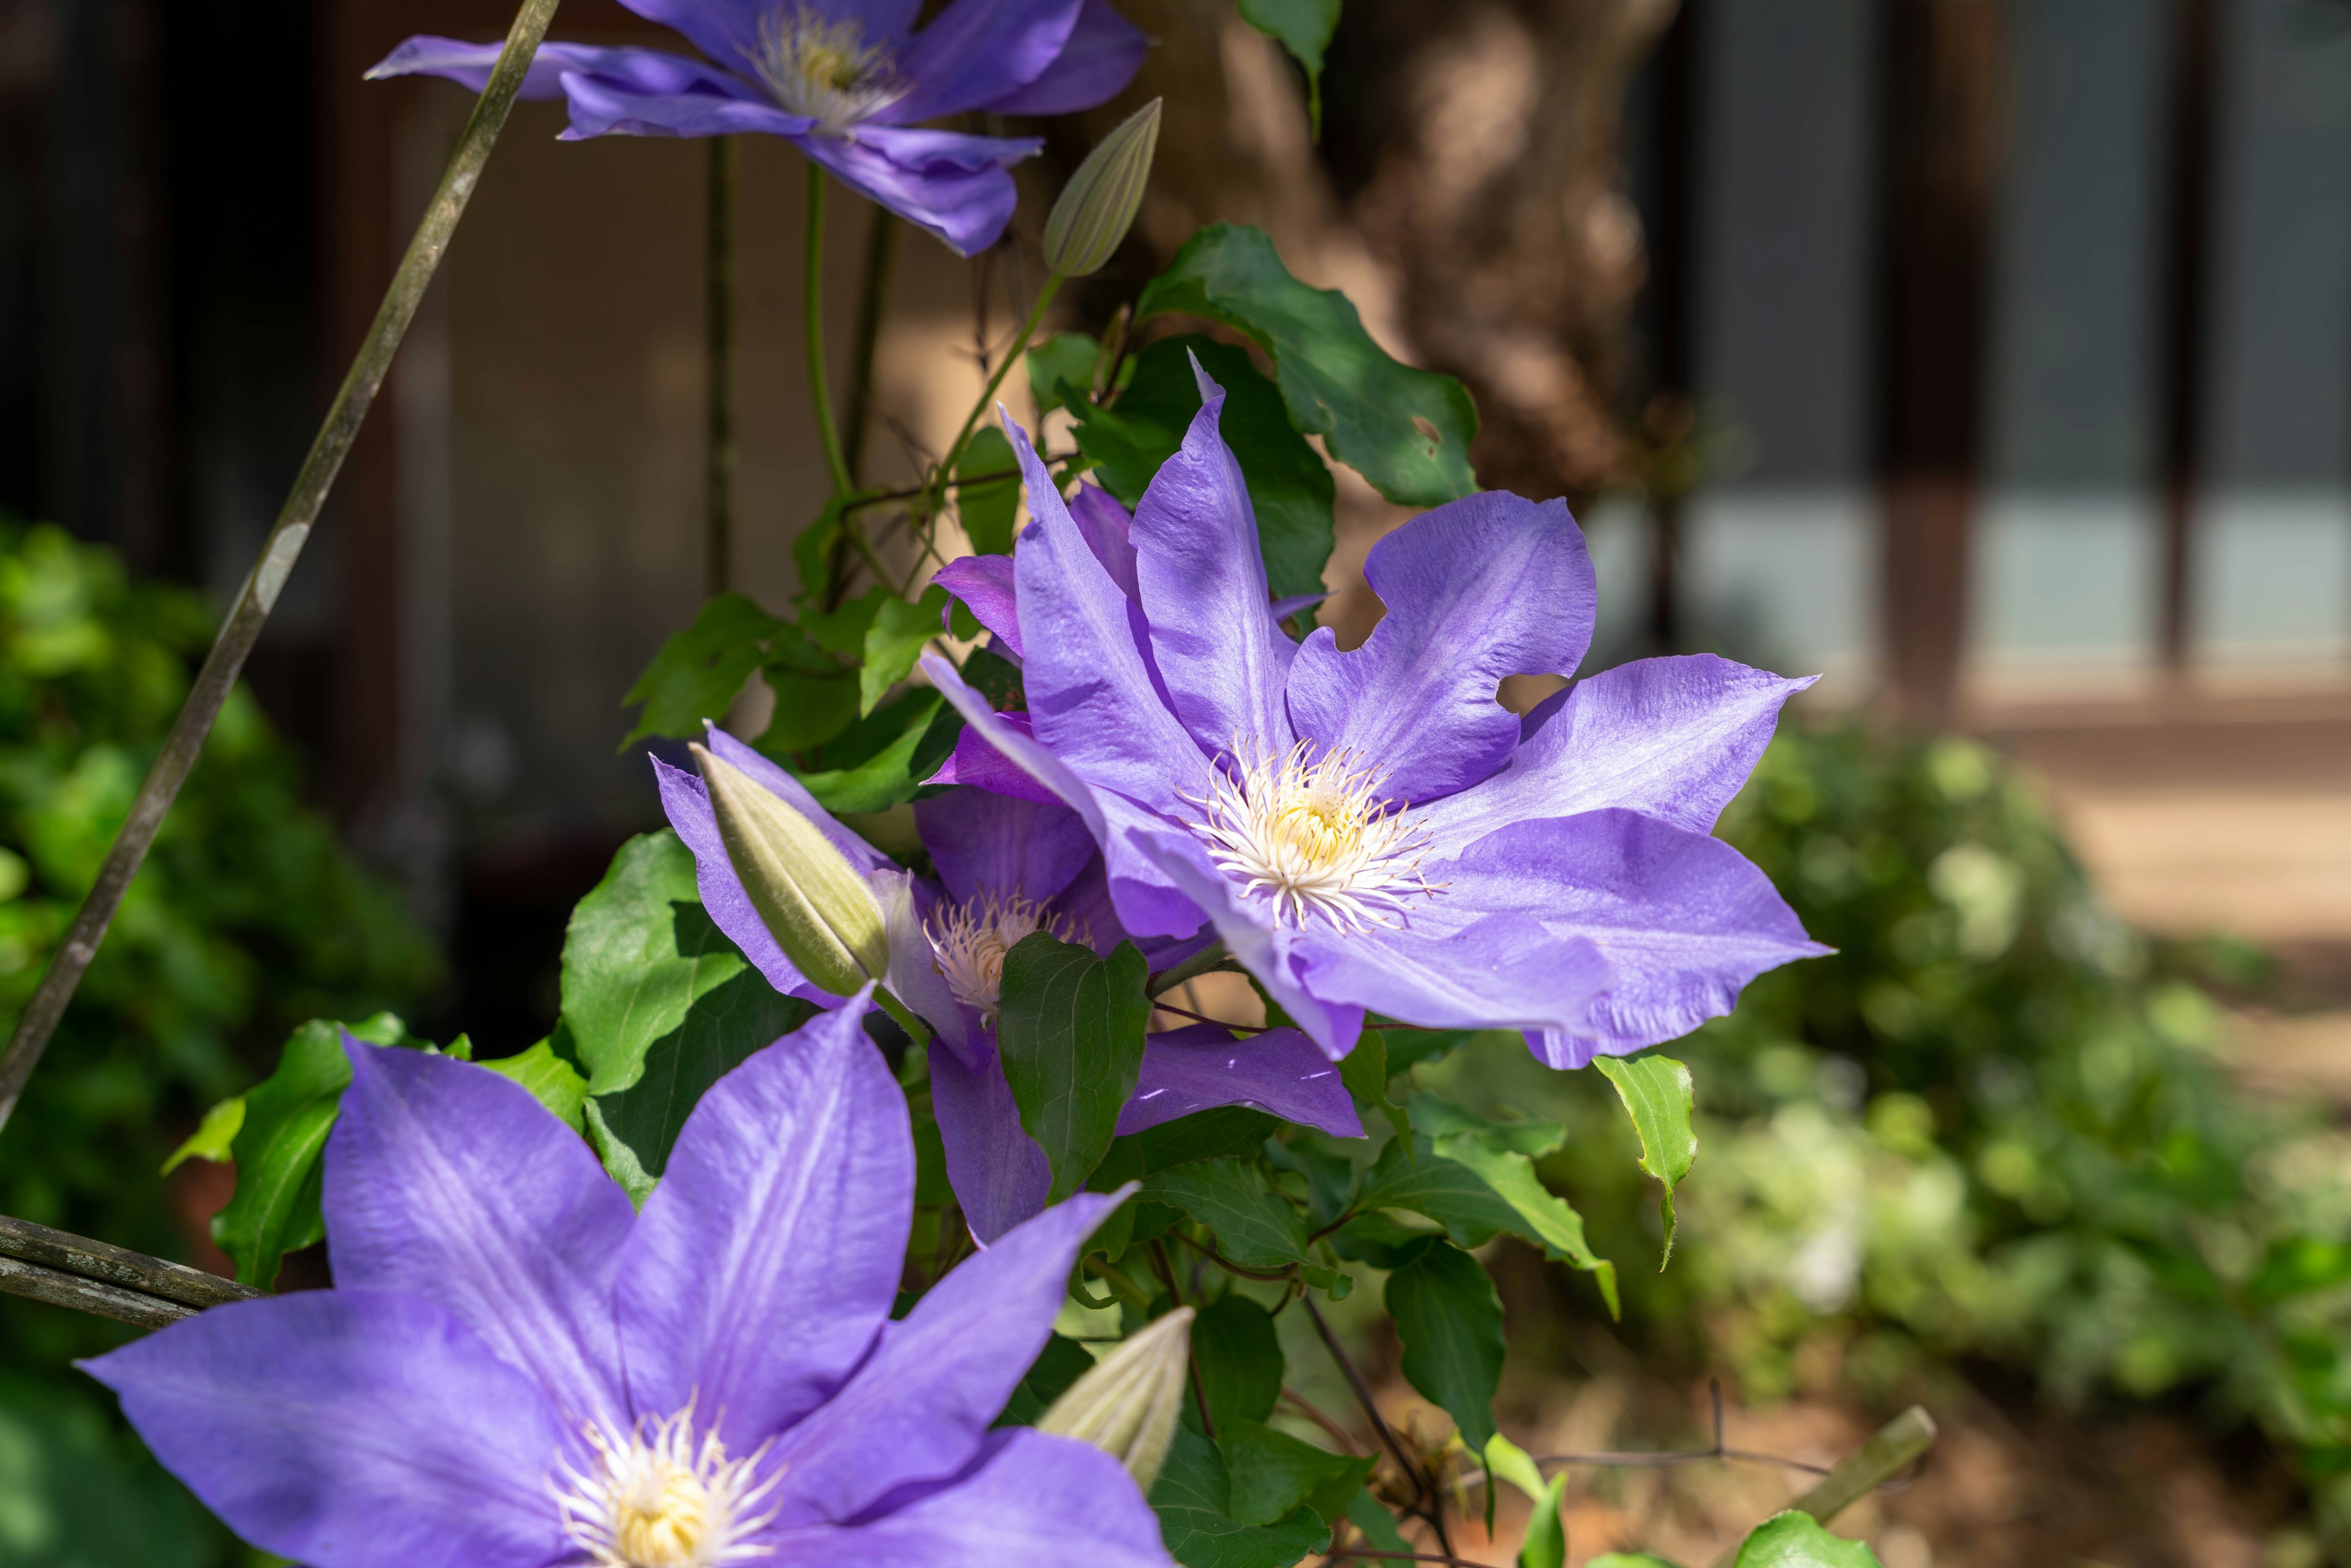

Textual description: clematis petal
[927,710,1064,805]
[771,1428,1171,1567]
[617,1001,910,1452]
[932,554,1022,658]
[84,1292,570,1568]
[877,869,972,1062]
[929,1037,1054,1242]
[1070,481,1141,600]
[879,0,1086,124]
[1419,655,1817,850]
[762,1191,1122,1525]
[325,1043,633,1430]
[1434,810,1828,1067]
[654,757,831,1003]
[1291,912,1616,1041]
[611,0,770,70]
[915,787,1098,908]
[555,70,817,140]
[1286,491,1595,803]
[1119,1024,1362,1138]
[1130,362,1295,756]
[365,37,738,99]
[797,125,1038,257]
[980,0,1151,115]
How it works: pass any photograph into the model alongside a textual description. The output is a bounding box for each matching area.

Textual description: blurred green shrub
[1431,719,2351,1543]
[0,520,440,1565]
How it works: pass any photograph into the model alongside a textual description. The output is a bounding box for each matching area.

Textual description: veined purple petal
[932,554,1022,658]
[1420,655,1817,850]
[929,1037,1053,1240]
[653,757,831,1003]
[1070,481,1141,600]
[1436,810,1826,1065]
[773,1428,1172,1566]
[879,0,1085,124]
[556,70,818,140]
[915,786,1097,907]
[797,125,1038,257]
[1008,419,1212,820]
[611,0,765,70]
[617,1002,910,1453]
[366,37,719,99]
[84,1292,571,1568]
[1131,362,1295,757]
[879,869,973,1062]
[1270,589,1330,623]
[926,710,1063,805]
[1292,911,1616,1039]
[1120,1024,1362,1138]
[980,0,1150,115]
[765,1190,1120,1524]
[325,1043,632,1431]
[1286,490,1595,803]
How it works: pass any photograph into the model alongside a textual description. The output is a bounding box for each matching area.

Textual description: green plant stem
[1146,940,1231,998]
[844,205,899,484]
[874,985,931,1048]
[706,135,738,594]
[0,0,564,1140]
[927,271,1065,520]
[804,163,853,497]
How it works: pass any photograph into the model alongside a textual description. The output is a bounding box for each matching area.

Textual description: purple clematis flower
[370,0,1147,255]
[655,729,1359,1242]
[83,1004,1175,1568]
[920,363,1828,1067]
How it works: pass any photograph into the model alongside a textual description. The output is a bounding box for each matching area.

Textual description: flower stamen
[751,8,903,133]
[926,893,1093,1024]
[1187,737,1437,932]
[555,1402,778,1568]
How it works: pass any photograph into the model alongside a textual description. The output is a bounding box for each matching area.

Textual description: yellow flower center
[926,893,1092,1023]
[1190,738,1436,932]
[555,1406,777,1568]
[752,8,902,133]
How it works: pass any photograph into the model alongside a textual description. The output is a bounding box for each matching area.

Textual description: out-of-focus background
[7,0,2351,1562]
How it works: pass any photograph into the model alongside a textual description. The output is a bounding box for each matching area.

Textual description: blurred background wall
[6,0,2351,1045]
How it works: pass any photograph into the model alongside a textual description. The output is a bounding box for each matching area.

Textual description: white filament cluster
[926,893,1091,1023]
[554,1405,778,1568]
[751,8,903,133]
[1190,737,1435,932]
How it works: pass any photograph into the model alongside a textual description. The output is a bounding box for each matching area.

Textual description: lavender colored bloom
[83,1007,1174,1568]
[921,363,1828,1067]
[369,0,1148,255]
[656,730,1359,1241]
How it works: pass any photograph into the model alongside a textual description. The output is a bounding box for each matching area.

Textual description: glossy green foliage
[1734,1512,1884,1568]
[1385,1239,1505,1452]
[1150,1426,1332,1568]
[620,593,782,745]
[996,934,1152,1201]
[1235,0,1341,134]
[1594,1054,1696,1265]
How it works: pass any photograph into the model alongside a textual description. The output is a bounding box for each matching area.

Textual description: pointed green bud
[1038,1305,1193,1491]
[1042,98,1163,278]
[694,743,888,997]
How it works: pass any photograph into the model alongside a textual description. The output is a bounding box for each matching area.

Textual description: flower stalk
[0,0,566,1139]
[806,164,855,498]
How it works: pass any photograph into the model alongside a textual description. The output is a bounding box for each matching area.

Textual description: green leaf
[621,593,782,744]
[801,585,887,660]
[1029,330,1103,414]
[1595,1054,1698,1266]
[956,428,1022,556]
[2252,1237,2351,1303]
[1221,1420,1373,1527]
[995,1333,1098,1427]
[559,832,757,1097]
[1151,1427,1332,1568]
[1588,1556,1684,1568]
[791,688,963,814]
[1411,1095,1618,1317]
[480,1040,587,1133]
[997,934,1153,1201]
[1518,1471,1572,1568]
[1384,1240,1504,1452]
[1383,1026,1479,1073]
[583,1098,657,1208]
[1346,1491,1414,1555]
[1123,1107,1279,1174]
[160,1096,244,1174]
[1337,1029,1387,1109]
[588,969,808,1176]
[1139,1157,1312,1270]
[860,587,951,716]
[1733,1512,1885,1568]
[1191,1294,1283,1435]
[1137,225,1479,506]
[211,1014,409,1288]
[758,624,861,754]
[1235,0,1340,135]
[1076,336,1335,601]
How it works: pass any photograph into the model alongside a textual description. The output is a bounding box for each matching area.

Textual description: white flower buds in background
[1038,1305,1193,1491]
[1043,97,1163,278]
[694,744,889,997]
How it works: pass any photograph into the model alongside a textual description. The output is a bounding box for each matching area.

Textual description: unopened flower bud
[1042,98,1162,277]
[1038,1305,1193,1491]
[694,744,888,997]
